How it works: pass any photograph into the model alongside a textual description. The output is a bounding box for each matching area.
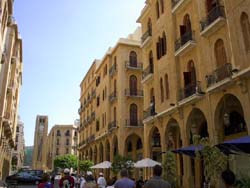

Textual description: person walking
[143,165,171,188]
[97,172,106,188]
[38,173,53,188]
[82,171,97,188]
[114,169,135,188]
[59,168,75,188]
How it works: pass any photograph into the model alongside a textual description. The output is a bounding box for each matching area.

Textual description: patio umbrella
[172,145,203,157]
[217,136,250,155]
[90,161,112,169]
[134,158,161,168]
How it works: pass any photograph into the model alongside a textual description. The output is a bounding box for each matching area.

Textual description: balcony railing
[109,64,117,77]
[125,89,143,97]
[108,121,117,131]
[91,112,96,121]
[125,119,143,127]
[179,81,202,101]
[142,65,154,80]
[91,90,96,98]
[206,63,232,88]
[143,104,156,120]
[141,29,152,44]
[125,61,143,70]
[175,31,195,52]
[109,92,117,102]
[87,116,91,123]
[200,6,225,32]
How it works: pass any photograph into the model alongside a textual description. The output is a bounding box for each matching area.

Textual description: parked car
[5,171,41,185]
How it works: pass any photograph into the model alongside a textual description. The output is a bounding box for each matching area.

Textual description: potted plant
[194,136,228,188]
[162,151,177,187]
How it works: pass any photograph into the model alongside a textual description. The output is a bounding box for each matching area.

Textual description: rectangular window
[97,96,100,107]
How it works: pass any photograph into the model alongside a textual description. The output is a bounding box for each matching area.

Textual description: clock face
[39,124,44,132]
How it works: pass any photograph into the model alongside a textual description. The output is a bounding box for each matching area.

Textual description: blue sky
[14,0,145,146]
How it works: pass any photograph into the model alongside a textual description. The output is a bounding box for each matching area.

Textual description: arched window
[56,130,61,136]
[165,74,169,99]
[66,138,69,145]
[130,104,138,126]
[150,88,155,103]
[160,0,164,14]
[148,18,152,34]
[160,78,164,103]
[183,61,196,97]
[214,39,227,67]
[183,14,192,33]
[149,51,154,73]
[156,1,160,19]
[187,60,196,85]
[129,75,137,95]
[129,51,137,67]
[157,37,162,59]
[162,32,167,55]
[152,128,161,147]
[136,139,143,149]
[180,14,192,45]
[241,12,250,51]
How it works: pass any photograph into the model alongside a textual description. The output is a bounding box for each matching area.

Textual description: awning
[134,158,161,168]
[172,145,203,157]
[90,161,112,169]
[217,136,250,155]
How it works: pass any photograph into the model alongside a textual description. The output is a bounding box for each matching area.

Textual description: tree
[162,151,177,187]
[79,160,94,173]
[111,155,134,175]
[54,154,77,170]
[194,136,227,187]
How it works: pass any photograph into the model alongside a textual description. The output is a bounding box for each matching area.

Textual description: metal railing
[109,63,117,76]
[206,63,232,87]
[125,61,143,70]
[143,104,156,119]
[200,6,225,31]
[179,81,202,101]
[171,0,182,8]
[108,121,117,131]
[125,119,143,127]
[141,29,152,44]
[109,92,117,102]
[125,89,143,97]
[142,65,154,79]
[175,31,195,52]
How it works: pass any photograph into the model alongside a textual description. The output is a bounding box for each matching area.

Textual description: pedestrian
[79,174,86,188]
[143,165,171,188]
[82,171,97,188]
[97,172,107,188]
[114,169,135,188]
[221,169,236,188]
[135,176,144,188]
[59,168,75,188]
[38,173,53,188]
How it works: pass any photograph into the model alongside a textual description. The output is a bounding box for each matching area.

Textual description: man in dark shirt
[59,168,75,188]
[144,165,171,188]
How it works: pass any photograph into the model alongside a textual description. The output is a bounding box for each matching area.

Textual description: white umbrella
[90,161,112,169]
[134,158,161,168]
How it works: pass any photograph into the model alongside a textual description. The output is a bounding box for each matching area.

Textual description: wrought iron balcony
[109,92,117,102]
[87,116,91,123]
[125,89,143,97]
[91,112,96,121]
[109,64,117,77]
[125,61,143,70]
[143,104,156,120]
[125,119,143,127]
[200,6,226,36]
[206,63,232,88]
[175,31,196,56]
[142,65,154,83]
[141,29,152,44]
[179,81,202,101]
[108,121,117,131]
[91,90,96,98]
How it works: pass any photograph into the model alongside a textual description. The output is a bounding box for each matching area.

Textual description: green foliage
[194,136,227,183]
[162,151,177,186]
[54,154,78,170]
[79,160,94,173]
[111,155,134,175]
[237,177,250,188]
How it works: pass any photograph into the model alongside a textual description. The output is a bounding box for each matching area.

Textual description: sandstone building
[46,124,78,170]
[0,0,23,179]
[11,117,25,173]
[78,29,144,177]
[137,0,250,187]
